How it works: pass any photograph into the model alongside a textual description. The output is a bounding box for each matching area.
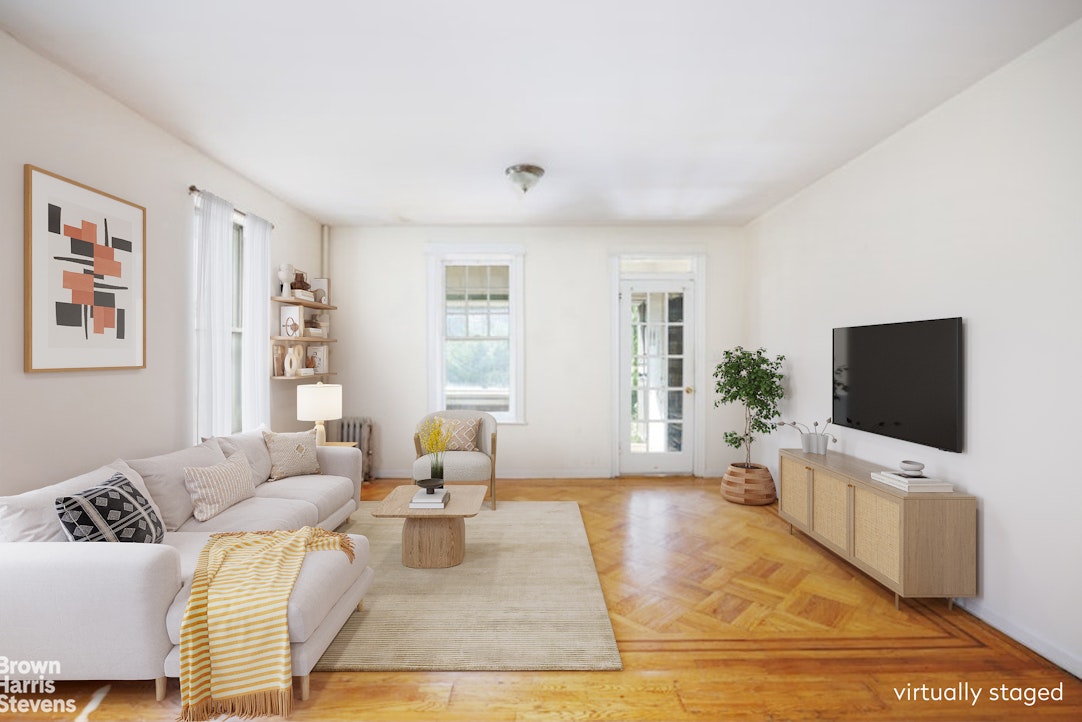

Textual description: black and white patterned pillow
[55,473,165,543]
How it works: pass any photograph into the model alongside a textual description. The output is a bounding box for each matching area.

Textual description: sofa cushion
[127,441,226,532]
[212,429,273,486]
[254,475,353,522]
[164,532,371,645]
[55,473,166,543]
[183,451,256,521]
[176,496,319,534]
[263,429,320,480]
[0,460,160,543]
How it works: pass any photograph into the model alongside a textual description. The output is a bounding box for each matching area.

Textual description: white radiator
[336,416,374,480]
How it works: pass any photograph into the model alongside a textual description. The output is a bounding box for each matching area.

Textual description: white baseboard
[954,598,1080,678]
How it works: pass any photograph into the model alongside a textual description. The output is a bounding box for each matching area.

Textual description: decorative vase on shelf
[284,344,304,377]
[273,345,285,377]
[801,433,829,454]
[277,264,294,297]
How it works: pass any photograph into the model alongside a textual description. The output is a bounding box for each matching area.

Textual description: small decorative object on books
[311,278,330,305]
[778,418,837,454]
[898,460,924,476]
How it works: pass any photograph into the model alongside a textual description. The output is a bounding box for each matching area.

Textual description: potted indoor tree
[713,346,785,505]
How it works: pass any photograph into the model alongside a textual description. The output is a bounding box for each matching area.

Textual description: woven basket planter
[721,463,777,505]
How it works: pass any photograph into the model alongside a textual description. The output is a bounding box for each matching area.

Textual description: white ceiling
[3,0,1082,226]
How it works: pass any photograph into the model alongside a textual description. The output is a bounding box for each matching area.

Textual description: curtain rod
[189,185,274,228]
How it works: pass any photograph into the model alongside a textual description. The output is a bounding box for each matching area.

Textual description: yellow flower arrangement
[418,417,452,454]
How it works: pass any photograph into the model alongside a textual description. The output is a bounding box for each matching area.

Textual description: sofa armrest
[317,445,363,504]
[0,542,181,680]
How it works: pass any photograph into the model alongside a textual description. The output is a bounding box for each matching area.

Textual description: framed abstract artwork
[24,165,146,371]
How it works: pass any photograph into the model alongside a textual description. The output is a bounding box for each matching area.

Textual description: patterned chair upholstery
[412,410,498,509]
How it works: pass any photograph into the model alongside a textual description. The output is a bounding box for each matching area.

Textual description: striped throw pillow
[183,451,256,521]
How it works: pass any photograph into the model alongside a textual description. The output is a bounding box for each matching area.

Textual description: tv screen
[832,317,964,452]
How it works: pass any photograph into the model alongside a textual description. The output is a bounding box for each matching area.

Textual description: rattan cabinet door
[811,469,850,554]
[852,485,902,585]
[779,455,811,528]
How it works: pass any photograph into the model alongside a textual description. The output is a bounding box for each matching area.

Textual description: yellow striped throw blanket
[179,527,354,721]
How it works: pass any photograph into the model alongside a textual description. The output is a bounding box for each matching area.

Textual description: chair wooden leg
[155,676,166,702]
[357,600,364,612]
[299,674,310,701]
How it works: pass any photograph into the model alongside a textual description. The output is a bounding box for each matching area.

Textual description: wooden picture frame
[24,165,146,371]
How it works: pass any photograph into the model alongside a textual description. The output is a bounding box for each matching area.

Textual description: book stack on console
[409,487,451,509]
[871,471,953,493]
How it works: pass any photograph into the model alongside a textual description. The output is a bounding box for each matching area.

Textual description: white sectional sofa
[0,428,374,701]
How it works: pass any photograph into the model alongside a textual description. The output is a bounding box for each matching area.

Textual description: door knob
[685,387,693,394]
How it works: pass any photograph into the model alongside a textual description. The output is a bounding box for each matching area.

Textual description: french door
[618,279,695,474]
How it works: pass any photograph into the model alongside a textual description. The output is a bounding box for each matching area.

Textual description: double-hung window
[427,248,524,423]
[192,190,270,439]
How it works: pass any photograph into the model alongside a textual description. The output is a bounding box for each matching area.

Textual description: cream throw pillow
[263,428,321,480]
[183,451,255,522]
[438,416,480,452]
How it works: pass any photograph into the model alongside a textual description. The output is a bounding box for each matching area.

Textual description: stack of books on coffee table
[410,487,451,508]
[871,471,953,493]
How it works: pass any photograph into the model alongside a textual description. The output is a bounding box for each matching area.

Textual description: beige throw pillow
[438,416,480,451]
[183,451,255,522]
[263,428,321,480]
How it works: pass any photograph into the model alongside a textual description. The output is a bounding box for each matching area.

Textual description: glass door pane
[620,279,693,474]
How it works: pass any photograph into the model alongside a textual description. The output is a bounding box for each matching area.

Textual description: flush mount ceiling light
[505,164,545,194]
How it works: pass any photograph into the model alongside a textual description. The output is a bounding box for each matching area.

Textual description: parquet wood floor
[20,478,1079,720]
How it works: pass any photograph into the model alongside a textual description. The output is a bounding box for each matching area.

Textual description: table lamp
[297,382,342,446]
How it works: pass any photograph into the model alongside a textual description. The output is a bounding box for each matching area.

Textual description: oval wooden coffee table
[370,484,488,568]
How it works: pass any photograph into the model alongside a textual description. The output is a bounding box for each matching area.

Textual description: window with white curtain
[192,190,270,439]
[427,247,524,423]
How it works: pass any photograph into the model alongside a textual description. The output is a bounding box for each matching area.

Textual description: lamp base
[313,420,327,446]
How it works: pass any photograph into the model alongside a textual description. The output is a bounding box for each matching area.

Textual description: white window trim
[426,245,525,424]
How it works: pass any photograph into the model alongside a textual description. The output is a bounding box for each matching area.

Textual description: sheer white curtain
[193,191,235,439]
[241,214,271,430]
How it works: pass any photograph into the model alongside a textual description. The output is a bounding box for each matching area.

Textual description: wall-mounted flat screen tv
[832,317,964,452]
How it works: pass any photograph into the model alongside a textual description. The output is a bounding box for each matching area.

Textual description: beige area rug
[316,501,622,671]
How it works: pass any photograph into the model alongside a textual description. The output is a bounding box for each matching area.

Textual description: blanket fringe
[179,687,293,721]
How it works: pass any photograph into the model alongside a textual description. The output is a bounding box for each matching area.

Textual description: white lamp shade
[297,382,342,421]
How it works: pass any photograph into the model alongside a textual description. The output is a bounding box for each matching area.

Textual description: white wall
[745,20,1082,677]
[329,225,748,478]
[0,32,322,494]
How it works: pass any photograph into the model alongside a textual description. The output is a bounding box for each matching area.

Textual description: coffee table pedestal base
[402,516,466,568]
